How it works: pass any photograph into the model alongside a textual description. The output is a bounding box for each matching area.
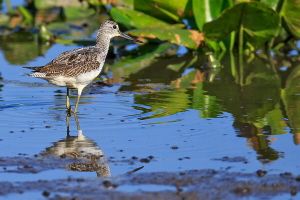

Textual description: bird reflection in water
[40,113,111,177]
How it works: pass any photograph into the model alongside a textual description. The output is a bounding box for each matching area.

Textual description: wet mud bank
[0,156,299,199]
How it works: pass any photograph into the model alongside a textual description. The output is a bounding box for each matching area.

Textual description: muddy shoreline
[0,156,299,199]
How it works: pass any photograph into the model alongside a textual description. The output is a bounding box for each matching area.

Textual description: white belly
[44,64,103,89]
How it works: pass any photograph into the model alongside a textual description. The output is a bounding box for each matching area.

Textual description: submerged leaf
[128,29,204,49]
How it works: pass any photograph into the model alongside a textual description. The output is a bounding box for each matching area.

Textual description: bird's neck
[95,32,111,52]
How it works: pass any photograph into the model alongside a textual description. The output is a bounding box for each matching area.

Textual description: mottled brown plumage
[25,47,102,77]
[24,20,142,113]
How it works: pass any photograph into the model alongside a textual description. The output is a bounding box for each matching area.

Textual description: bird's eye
[113,25,117,29]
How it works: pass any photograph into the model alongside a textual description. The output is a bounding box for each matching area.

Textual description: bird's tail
[23,66,47,77]
[23,66,44,72]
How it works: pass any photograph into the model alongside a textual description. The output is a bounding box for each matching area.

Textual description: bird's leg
[74,112,83,138]
[66,112,71,137]
[74,112,81,131]
[74,88,83,114]
[66,88,72,114]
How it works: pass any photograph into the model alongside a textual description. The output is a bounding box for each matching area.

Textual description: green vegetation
[1,0,299,52]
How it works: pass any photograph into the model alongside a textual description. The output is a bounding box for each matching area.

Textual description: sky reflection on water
[0,40,300,179]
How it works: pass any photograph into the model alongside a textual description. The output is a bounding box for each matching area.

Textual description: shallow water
[1,38,300,185]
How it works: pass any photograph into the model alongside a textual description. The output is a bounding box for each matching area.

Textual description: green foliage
[280,0,300,39]
[260,0,281,10]
[18,6,33,22]
[133,0,193,22]
[128,0,300,52]
[2,0,300,69]
[109,7,185,29]
[128,28,203,49]
[4,0,300,53]
[192,0,232,31]
[64,6,95,19]
[203,2,281,48]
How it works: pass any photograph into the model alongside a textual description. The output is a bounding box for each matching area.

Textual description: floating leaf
[110,7,185,30]
[128,28,204,49]
[280,0,300,39]
[203,2,281,48]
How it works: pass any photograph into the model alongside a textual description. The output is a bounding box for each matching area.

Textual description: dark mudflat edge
[0,156,299,200]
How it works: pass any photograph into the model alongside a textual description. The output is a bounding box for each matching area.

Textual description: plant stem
[5,0,13,16]
[230,31,236,51]
[238,24,244,86]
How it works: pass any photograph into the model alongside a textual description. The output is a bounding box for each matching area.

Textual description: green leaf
[109,7,133,29]
[86,0,103,6]
[260,0,281,10]
[18,6,33,22]
[133,0,193,23]
[192,0,232,31]
[119,0,134,8]
[280,0,300,39]
[203,2,281,48]
[34,0,85,9]
[64,6,95,19]
[109,7,185,29]
[128,28,204,49]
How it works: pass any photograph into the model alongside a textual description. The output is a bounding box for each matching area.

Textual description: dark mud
[0,156,299,199]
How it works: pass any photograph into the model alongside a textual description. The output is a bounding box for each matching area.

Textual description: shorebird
[24,20,142,113]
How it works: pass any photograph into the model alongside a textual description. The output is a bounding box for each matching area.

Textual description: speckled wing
[25,47,102,78]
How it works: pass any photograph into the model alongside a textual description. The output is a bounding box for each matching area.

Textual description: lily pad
[128,28,204,49]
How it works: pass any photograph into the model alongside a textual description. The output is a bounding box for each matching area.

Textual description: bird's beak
[120,32,143,43]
